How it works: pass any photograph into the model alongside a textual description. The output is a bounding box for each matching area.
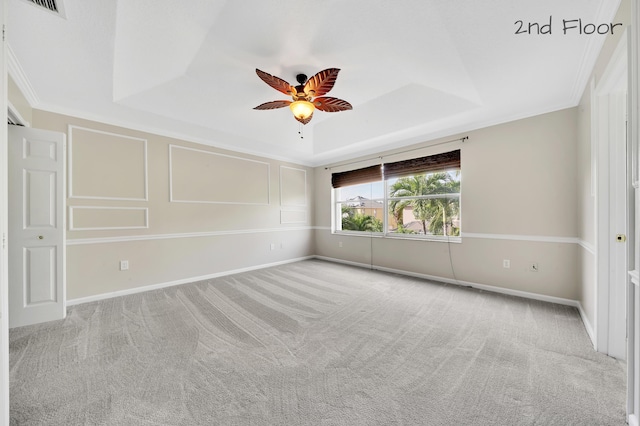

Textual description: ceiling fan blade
[313,97,353,112]
[255,69,295,96]
[253,100,292,110]
[294,112,313,125]
[304,68,340,97]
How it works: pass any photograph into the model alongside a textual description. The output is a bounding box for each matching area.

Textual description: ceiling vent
[27,0,57,12]
[19,0,65,17]
[7,104,28,126]
[7,111,24,126]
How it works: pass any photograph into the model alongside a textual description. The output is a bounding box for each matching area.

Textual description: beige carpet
[9,259,626,425]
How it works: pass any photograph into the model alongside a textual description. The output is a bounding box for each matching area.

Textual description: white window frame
[332,170,461,242]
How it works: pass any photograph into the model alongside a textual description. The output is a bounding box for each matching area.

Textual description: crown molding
[6,43,40,107]
[569,0,624,105]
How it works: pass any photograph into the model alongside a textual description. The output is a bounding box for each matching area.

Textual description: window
[335,181,385,233]
[332,150,461,240]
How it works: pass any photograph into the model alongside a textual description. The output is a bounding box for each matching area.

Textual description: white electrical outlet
[270,243,275,250]
[503,259,510,269]
[529,262,539,272]
[339,241,343,248]
[120,260,129,271]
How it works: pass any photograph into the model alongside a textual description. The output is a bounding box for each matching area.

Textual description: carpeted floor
[9,259,626,425]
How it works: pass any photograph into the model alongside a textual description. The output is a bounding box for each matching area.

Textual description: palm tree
[341,207,383,232]
[425,193,460,235]
[389,172,460,235]
[389,198,410,228]
[424,174,460,235]
[389,175,430,234]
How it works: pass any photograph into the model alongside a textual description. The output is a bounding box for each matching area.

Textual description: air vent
[7,115,24,126]
[26,0,58,13]
[19,0,66,17]
[8,104,27,126]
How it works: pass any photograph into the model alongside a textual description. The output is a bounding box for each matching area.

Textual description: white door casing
[609,91,628,360]
[0,0,9,421]
[627,0,640,423]
[594,29,629,360]
[8,126,65,328]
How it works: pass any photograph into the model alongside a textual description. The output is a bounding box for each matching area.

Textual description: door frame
[594,29,629,357]
[627,0,640,423]
[0,0,9,423]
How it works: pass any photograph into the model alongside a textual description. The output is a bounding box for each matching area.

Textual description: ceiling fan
[253,68,353,125]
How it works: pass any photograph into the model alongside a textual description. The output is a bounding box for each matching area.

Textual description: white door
[8,125,65,328]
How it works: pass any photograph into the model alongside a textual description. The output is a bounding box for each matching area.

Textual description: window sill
[332,230,462,244]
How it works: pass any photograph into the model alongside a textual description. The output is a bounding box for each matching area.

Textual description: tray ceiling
[7,0,622,166]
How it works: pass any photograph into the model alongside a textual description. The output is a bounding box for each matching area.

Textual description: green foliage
[341,207,383,232]
[393,225,416,234]
[388,172,460,236]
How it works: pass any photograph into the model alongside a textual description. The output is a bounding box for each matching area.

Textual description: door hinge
[2,233,5,249]
[2,25,5,42]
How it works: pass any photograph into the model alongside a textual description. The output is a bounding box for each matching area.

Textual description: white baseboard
[313,255,581,308]
[576,301,596,348]
[66,256,314,306]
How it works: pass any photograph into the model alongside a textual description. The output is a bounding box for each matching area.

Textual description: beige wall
[25,104,585,302]
[576,0,631,327]
[31,110,315,300]
[315,108,581,300]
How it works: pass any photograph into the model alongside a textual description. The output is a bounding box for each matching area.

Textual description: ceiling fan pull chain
[298,123,304,139]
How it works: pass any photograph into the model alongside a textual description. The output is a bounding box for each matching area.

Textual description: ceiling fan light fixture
[254,68,351,126]
[289,100,315,120]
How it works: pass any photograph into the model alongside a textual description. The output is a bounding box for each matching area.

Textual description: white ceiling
[7,0,622,166]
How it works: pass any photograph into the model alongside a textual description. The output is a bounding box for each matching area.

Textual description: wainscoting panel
[170,145,270,205]
[68,126,148,200]
[280,166,307,207]
[69,206,149,231]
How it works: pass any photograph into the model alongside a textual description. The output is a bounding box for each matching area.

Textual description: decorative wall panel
[69,126,148,200]
[280,166,307,207]
[70,206,149,231]
[170,145,270,204]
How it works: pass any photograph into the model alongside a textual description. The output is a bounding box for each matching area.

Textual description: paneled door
[8,126,65,328]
